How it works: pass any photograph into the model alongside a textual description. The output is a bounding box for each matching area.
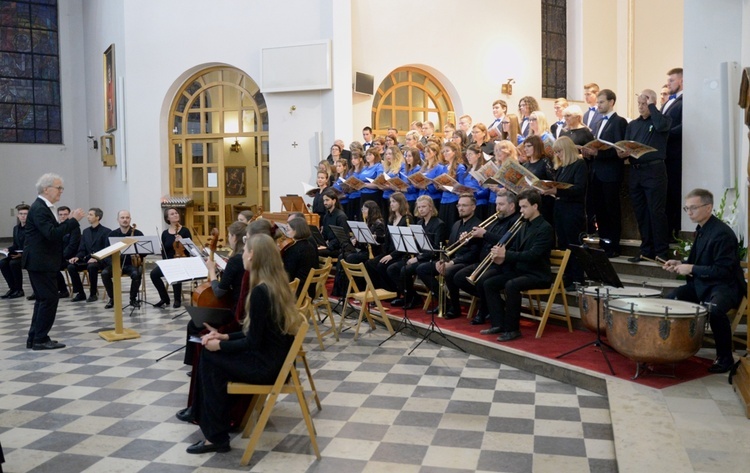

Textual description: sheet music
[348,221,378,244]
[388,226,419,253]
[155,256,207,285]
[213,253,227,271]
[178,238,203,258]
[410,225,434,252]
[109,236,160,255]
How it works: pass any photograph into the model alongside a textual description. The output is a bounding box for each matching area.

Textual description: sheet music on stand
[388,226,419,253]
[348,221,378,245]
[109,236,160,257]
[409,225,435,252]
[178,238,203,258]
[155,256,207,285]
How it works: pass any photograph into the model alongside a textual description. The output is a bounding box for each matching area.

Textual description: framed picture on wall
[104,44,117,132]
[101,134,116,167]
[225,166,246,197]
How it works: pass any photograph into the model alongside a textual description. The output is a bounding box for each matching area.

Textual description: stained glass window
[542,0,567,99]
[0,0,61,144]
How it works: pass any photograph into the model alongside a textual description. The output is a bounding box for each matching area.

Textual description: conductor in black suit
[582,89,629,257]
[22,174,84,350]
[665,189,745,373]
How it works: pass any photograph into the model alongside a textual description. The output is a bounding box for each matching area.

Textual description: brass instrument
[444,211,502,258]
[466,216,525,285]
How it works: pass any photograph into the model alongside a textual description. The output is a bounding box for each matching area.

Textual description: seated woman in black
[365,192,412,292]
[179,233,300,455]
[345,200,386,265]
[150,207,191,308]
[183,221,246,366]
[282,217,319,298]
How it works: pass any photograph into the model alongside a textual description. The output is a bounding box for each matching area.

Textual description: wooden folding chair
[297,263,339,350]
[227,312,321,465]
[521,249,573,338]
[339,261,396,340]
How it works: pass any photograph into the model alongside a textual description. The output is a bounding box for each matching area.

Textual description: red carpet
[395,307,714,389]
[328,280,714,389]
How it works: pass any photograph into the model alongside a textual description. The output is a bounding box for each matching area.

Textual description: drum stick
[640,255,668,265]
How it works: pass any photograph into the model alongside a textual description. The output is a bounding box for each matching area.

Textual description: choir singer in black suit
[664,189,745,373]
[22,174,85,350]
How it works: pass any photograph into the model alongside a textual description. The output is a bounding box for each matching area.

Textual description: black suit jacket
[591,113,628,182]
[22,197,81,272]
[685,215,745,301]
[8,224,25,253]
[416,217,446,262]
[504,215,553,283]
[448,215,481,265]
[662,95,682,162]
[583,108,603,132]
[62,228,81,261]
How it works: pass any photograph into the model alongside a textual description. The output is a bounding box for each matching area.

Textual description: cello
[191,228,232,308]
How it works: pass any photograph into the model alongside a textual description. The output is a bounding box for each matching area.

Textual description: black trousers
[150,265,183,303]
[628,162,669,258]
[590,175,622,252]
[386,258,421,294]
[668,284,739,361]
[416,260,468,313]
[102,264,142,301]
[469,265,504,317]
[364,256,399,292]
[0,256,23,291]
[27,270,60,344]
[483,272,550,332]
[553,200,586,286]
[67,260,102,296]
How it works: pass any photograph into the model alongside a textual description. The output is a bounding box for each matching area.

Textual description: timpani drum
[605,297,707,365]
[578,286,661,334]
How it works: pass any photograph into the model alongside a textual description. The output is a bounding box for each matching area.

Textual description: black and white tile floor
[0,281,617,472]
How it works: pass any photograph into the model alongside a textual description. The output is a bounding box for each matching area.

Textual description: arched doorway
[168,66,269,241]
[371,67,455,138]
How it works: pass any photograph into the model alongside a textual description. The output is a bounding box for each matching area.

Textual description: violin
[172,223,186,257]
[130,224,142,267]
[192,228,232,309]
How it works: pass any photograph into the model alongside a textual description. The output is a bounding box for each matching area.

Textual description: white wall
[0,0,90,236]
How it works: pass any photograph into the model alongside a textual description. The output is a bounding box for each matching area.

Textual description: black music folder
[185,306,234,328]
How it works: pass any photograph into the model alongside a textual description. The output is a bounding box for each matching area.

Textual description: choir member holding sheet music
[311,171,329,220]
[333,159,354,219]
[388,195,445,309]
[150,207,192,308]
[380,145,405,217]
[463,143,491,220]
[365,192,412,294]
[359,148,384,206]
[418,142,447,211]
[346,151,366,220]
[521,135,555,226]
[402,147,422,214]
[487,140,519,205]
[438,141,468,230]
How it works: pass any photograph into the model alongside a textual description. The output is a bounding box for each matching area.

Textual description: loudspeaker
[353,72,374,95]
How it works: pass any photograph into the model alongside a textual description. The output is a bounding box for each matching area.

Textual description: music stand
[348,221,378,246]
[154,256,208,319]
[110,235,160,315]
[309,225,326,247]
[379,226,421,346]
[556,244,622,374]
[92,238,141,342]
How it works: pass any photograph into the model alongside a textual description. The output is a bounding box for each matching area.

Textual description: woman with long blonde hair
[418,141,447,211]
[381,145,405,216]
[180,233,299,455]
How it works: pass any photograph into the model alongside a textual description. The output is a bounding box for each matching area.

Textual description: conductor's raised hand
[71,208,85,221]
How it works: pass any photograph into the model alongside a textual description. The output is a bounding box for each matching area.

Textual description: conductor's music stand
[556,244,623,374]
[93,238,141,342]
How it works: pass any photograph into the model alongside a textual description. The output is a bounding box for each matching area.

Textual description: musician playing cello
[479,190,553,342]
[664,188,745,373]
[101,210,144,309]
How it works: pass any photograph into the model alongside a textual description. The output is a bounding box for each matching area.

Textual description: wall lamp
[501,78,515,96]
[87,130,98,150]
[230,138,242,153]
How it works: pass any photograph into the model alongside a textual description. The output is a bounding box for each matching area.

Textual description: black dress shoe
[186,440,230,454]
[425,307,440,315]
[7,290,24,299]
[173,300,182,309]
[86,293,98,303]
[26,340,32,349]
[443,311,459,320]
[497,330,522,342]
[390,298,405,307]
[480,327,502,335]
[176,406,195,423]
[58,291,70,298]
[404,297,423,310]
[26,293,36,301]
[154,299,170,308]
[470,314,487,325]
[628,255,644,263]
[0,289,12,299]
[130,299,140,308]
[708,358,734,374]
[104,300,114,309]
[32,340,66,350]
[71,293,86,302]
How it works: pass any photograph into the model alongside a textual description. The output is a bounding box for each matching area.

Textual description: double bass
[191,228,232,309]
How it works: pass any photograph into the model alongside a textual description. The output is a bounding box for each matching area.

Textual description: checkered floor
[0,279,616,472]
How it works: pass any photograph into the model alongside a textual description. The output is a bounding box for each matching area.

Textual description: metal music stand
[154,256,208,320]
[379,226,421,346]
[110,235,160,316]
[556,244,623,374]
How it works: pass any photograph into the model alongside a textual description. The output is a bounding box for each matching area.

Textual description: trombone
[466,216,525,285]
[444,211,502,258]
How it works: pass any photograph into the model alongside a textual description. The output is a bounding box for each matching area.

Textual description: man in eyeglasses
[22,174,85,350]
[664,188,745,373]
